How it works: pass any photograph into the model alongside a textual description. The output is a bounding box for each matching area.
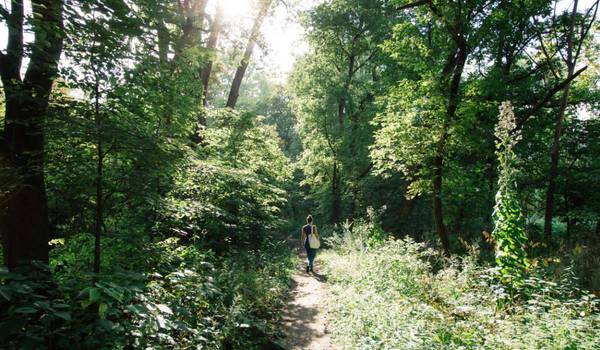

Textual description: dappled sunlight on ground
[280,238,337,350]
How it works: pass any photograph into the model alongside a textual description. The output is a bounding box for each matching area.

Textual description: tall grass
[322,221,600,349]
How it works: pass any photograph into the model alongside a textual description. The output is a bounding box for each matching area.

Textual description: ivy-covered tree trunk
[0,0,64,269]
[493,101,529,291]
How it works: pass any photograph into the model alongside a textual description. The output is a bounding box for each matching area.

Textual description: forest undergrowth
[321,217,600,350]
[0,234,295,349]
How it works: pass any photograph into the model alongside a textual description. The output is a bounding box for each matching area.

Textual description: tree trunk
[1,0,24,137]
[432,149,450,254]
[0,0,64,269]
[226,0,272,109]
[564,195,572,240]
[454,205,465,236]
[543,0,579,244]
[201,2,224,107]
[399,195,416,220]
[543,84,571,243]
[157,22,170,63]
[431,43,468,255]
[197,0,209,42]
[93,74,103,276]
[331,161,341,224]
[176,0,209,55]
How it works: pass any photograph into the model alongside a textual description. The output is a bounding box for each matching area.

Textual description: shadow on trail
[311,271,328,283]
[279,236,335,349]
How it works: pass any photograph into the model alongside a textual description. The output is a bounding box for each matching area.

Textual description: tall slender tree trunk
[331,161,341,224]
[176,0,209,56]
[94,142,103,275]
[399,185,416,220]
[201,2,224,107]
[432,43,468,255]
[93,70,103,276]
[0,0,64,269]
[543,78,574,242]
[197,0,208,42]
[432,141,450,253]
[564,196,576,241]
[543,0,579,243]
[157,22,170,63]
[226,0,272,109]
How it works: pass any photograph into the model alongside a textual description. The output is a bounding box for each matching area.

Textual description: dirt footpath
[279,239,338,350]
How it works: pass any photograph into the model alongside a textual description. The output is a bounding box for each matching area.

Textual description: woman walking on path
[301,215,319,273]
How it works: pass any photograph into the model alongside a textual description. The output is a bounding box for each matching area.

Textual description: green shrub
[0,236,295,349]
[326,206,390,252]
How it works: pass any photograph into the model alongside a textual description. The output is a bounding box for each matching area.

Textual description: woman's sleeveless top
[303,224,313,235]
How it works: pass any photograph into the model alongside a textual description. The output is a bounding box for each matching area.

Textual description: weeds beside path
[279,238,338,350]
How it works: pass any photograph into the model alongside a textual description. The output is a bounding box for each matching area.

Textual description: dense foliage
[1,0,298,348]
[1,0,599,348]
[1,238,295,348]
[290,0,600,287]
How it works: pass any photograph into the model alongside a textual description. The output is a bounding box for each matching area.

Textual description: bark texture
[0,0,64,269]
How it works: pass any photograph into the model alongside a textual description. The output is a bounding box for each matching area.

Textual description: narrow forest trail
[279,238,338,350]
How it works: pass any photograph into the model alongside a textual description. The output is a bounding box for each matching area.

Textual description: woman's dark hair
[306,215,313,223]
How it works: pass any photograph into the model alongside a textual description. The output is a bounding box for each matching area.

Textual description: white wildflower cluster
[495,101,522,147]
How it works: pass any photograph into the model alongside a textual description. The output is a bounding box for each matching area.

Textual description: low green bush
[322,222,600,349]
[0,236,295,349]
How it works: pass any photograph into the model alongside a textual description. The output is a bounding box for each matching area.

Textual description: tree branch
[0,0,23,82]
[0,5,9,20]
[574,0,599,63]
[513,65,587,132]
[537,33,560,80]
[397,0,431,11]
[357,162,373,180]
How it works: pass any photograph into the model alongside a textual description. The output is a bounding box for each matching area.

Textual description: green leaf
[156,314,167,329]
[98,303,108,319]
[156,304,173,315]
[54,311,71,321]
[89,288,101,303]
[0,288,11,301]
[98,285,123,302]
[14,307,37,314]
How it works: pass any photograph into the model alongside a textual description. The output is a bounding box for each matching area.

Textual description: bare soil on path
[279,239,338,350]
